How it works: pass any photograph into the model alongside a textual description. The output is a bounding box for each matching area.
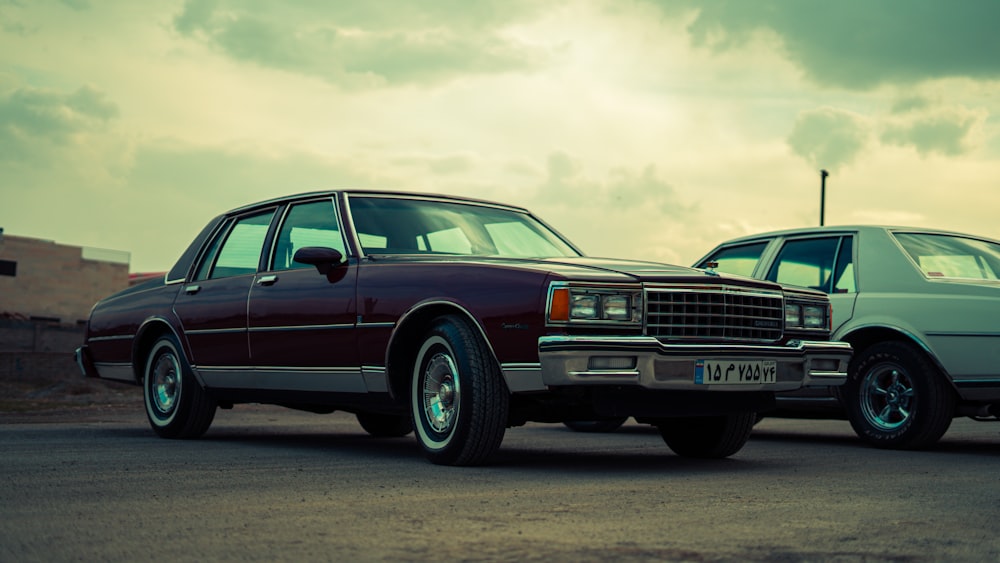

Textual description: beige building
[0,230,130,325]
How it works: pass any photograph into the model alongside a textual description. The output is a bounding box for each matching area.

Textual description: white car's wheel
[410,316,508,466]
[845,341,954,449]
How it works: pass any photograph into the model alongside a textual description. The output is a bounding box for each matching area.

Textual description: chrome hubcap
[151,353,180,415]
[421,352,460,434]
[860,365,913,431]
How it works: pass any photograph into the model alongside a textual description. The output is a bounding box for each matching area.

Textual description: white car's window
[766,237,847,293]
[832,236,856,293]
[700,242,769,277]
[894,233,1000,280]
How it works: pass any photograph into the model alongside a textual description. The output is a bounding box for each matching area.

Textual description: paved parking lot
[2,406,999,562]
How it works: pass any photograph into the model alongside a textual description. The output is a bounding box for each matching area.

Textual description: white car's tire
[845,341,954,449]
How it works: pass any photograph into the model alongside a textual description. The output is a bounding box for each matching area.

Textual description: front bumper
[537,336,852,392]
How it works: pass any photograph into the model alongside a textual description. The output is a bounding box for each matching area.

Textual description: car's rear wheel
[844,341,954,449]
[143,334,217,439]
[656,412,756,458]
[563,418,629,433]
[410,315,508,466]
[356,412,412,437]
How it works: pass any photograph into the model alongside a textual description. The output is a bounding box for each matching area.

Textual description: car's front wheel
[844,341,954,449]
[143,334,217,439]
[410,315,508,466]
[656,412,756,458]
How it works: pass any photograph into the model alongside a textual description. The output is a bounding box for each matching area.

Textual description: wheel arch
[131,317,186,384]
[384,301,504,402]
[839,324,954,388]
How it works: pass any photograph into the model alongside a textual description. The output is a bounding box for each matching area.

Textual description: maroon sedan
[76,191,851,465]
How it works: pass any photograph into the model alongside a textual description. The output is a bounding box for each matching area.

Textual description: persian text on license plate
[694,359,777,385]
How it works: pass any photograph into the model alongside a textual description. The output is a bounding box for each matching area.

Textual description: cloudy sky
[2,0,998,273]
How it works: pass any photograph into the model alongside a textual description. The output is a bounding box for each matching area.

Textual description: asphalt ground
[2,381,999,562]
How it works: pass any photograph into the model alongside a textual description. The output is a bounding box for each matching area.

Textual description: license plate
[695,359,777,385]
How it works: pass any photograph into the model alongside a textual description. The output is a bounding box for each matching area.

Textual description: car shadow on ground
[83,421,795,473]
[750,425,1000,457]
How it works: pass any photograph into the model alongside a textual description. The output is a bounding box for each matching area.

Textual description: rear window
[894,232,1000,280]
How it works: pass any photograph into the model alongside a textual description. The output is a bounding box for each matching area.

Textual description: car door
[246,197,363,393]
[173,208,277,375]
[763,234,858,333]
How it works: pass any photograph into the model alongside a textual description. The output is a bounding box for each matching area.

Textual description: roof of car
[714,224,1000,245]
[226,189,532,216]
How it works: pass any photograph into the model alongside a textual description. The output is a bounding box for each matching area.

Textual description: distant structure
[0,229,131,325]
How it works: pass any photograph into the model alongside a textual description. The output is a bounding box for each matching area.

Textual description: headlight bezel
[784,299,831,331]
[546,282,643,327]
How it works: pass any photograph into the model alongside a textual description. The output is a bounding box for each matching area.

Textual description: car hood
[372,254,783,289]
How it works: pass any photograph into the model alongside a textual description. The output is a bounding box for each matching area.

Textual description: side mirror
[293,246,345,276]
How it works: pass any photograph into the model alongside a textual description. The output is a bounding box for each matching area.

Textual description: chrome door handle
[184,284,201,294]
[257,275,278,286]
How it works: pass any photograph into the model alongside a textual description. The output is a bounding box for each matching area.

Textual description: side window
[195,210,275,280]
[766,237,842,292]
[271,200,346,271]
[832,236,856,293]
[700,242,769,278]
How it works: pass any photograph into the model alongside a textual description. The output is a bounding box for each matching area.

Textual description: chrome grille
[645,285,783,342]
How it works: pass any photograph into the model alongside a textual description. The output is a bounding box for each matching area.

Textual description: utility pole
[819,169,829,226]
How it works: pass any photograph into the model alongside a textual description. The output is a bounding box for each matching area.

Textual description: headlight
[784,301,829,330]
[785,303,801,326]
[571,294,599,319]
[803,305,826,328]
[548,284,641,325]
[602,295,632,320]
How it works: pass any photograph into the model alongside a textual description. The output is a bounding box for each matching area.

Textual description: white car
[696,225,1000,449]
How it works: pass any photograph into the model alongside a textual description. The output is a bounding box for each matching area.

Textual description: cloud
[57,0,90,10]
[531,151,690,216]
[647,0,1000,89]
[171,0,549,88]
[787,107,870,169]
[0,84,119,163]
[881,107,982,157]
[890,96,932,115]
[125,141,383,208]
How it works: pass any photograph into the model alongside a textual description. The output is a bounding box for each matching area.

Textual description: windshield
[894,232,1000,281]
[348,196,581,258]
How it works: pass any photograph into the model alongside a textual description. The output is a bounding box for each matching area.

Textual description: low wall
[0,319,85,381]
[0,351,80,382]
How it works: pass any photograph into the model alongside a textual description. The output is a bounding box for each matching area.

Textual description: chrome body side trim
[362,365,388,392]
[86,334,134,342]
[93,362,136,383]
[247,323,354,333]
[194,366,368,393]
